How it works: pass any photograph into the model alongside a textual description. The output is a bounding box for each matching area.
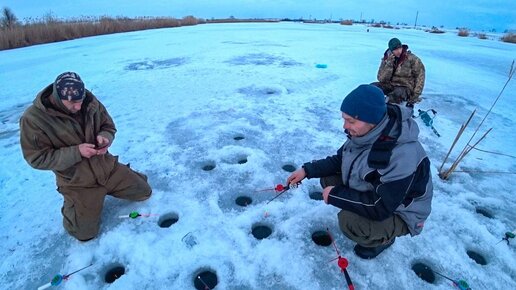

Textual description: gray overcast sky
[2,0,515,32]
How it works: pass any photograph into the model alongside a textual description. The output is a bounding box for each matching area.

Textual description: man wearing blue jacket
[287,84,433,259]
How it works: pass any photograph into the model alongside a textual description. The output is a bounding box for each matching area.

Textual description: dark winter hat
[340,84,386,125]
[388,38,402,51]
[54,72,85,101]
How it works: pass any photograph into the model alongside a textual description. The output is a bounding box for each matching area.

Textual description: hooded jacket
[20,84,117,187]
[377,44,426,103]
[303,105,433,236]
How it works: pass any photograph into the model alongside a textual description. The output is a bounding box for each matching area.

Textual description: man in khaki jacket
[20,72,152,241]
[373,38,426,108]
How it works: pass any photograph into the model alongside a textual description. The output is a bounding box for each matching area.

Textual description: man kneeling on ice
[287,84,433,259]
[20,72,152,241]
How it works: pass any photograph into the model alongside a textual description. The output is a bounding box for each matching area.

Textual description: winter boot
[353,238,395,259]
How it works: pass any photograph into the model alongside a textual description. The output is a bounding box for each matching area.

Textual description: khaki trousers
[58,163,152,241]
[321,175,409,247]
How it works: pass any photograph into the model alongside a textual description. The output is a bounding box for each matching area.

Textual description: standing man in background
[20,72,152,241]
[373,37,426,108]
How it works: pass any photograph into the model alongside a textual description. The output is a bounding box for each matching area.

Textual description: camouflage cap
[54,72,85,102]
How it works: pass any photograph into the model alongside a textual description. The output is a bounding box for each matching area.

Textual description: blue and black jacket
[303,104,433,236]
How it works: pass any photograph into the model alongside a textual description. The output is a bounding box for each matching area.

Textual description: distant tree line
[1,7,515,50]
[0,7,204,50]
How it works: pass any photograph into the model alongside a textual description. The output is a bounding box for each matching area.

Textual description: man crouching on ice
[287,84,433,259]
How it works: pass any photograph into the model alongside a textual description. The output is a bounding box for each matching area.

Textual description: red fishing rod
[255,182,300,204]
[327,228,354,290]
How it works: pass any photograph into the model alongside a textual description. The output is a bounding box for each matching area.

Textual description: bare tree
[1,7,19,29]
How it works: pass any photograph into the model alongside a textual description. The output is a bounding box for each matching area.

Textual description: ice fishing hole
[411,262,435,284]
[235,196,252,207]
[158,213,179,228]
[234,135,245,141]
[475,207,494,218]
[282,164,296,172]
[193,269,218,290]
[309,190,323,201]
[202,162,216,171]
[238,157,248,164]
[105,266,125,283]
[311,231,332,246]
[252,224,272,239]
[466,250,487,265]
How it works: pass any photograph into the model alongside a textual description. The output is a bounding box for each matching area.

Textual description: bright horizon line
[2,0,515,33]
[9,14,514,34]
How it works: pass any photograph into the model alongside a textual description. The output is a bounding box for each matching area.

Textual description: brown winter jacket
[20,84,118,188]
[377,45,425,103]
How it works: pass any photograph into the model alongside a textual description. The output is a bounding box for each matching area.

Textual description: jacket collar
[347,113,389,148]
[34,83,96,117]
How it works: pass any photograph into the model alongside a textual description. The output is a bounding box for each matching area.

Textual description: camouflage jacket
[377,45,425,103]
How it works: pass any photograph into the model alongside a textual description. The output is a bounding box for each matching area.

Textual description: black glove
[406,102,414,108]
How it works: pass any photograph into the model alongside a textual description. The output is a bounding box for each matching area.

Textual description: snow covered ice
[0,22,515,289]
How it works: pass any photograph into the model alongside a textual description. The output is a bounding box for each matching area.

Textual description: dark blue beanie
[340,84,386,125]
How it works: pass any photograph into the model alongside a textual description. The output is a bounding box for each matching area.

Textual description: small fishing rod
[118,211,159,219]
[255,184,288,193]
[256,182,300,204]
[326,228,354,290]
[38,263,94,290]
[424,266,471,290]
[266,184,292,204]
[496,230,515,245]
